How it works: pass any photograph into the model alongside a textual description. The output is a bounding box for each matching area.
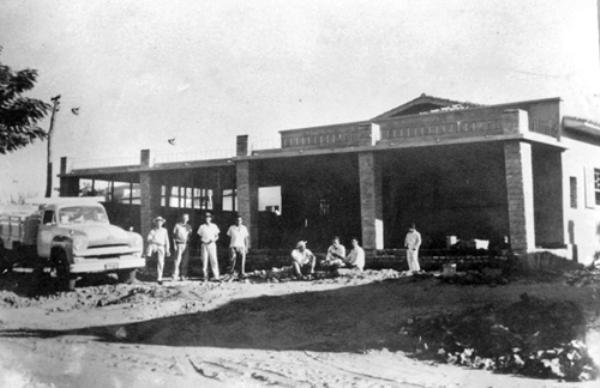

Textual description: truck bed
[0,205,40,249]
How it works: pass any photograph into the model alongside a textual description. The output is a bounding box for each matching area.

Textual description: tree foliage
[0,51,50,154]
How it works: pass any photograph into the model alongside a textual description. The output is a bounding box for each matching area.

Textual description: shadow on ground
[0,279,431,353]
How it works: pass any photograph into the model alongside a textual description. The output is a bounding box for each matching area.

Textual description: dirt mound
[0,273,181,312]
[408,293,598,381]
[438,268,510,286]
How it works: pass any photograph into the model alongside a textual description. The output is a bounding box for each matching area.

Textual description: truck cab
[1,198,145,290]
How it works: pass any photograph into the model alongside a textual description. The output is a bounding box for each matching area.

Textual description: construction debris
[407,293,598,381]
[563,268,600,287]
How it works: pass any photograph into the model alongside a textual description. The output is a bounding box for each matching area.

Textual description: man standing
[291,240,316,278]
[146,216,170,284]
[404,223,422,273]
[322,236,346,268]
[172,213,192,281]
[226,214,249,277]
[346,238,365,271]
[197,212,220,281]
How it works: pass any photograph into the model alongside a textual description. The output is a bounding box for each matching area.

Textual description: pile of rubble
[563,268,600,287]
[407,293,598,381]
[244,267,337,282]
[243,267,409,283]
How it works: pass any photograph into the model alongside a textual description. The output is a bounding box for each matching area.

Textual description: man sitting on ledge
[345,238,365,271]
[321,236,346,268]
[291,240,316,278]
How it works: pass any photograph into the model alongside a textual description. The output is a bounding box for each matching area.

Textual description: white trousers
[407,249,421,272]
[201,243,220,279]
[147,244,166,281]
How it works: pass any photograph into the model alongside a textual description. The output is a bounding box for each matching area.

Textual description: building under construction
[59,94,600,264]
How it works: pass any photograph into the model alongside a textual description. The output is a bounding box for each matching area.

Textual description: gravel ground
[0,267,599,387]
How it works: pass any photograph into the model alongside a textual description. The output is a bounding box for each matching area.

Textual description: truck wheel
[0,244,11,275]
[118,269,137,284]
[55,254,76,292]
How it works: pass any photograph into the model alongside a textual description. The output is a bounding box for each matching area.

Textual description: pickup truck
[0,197,145,290]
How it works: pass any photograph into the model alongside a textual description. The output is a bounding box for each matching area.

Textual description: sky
[1,0,600,200]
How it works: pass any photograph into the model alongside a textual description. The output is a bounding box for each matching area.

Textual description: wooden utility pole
[45,95,61,198]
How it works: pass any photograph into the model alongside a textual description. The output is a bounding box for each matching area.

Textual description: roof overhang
[563,116,600,138]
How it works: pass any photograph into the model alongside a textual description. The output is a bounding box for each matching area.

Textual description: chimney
[60,156,68,174]
[140,149,153,167]
[236,135,249,157]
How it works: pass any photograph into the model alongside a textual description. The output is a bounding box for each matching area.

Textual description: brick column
[139,149,160,238]
[236,160,258,248]
[358,152,384,250]
[504,141,535,252]
[58,156,79,196]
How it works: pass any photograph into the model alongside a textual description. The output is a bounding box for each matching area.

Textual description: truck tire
[118,269,137,284]
[0,243,11,275]
[55,252,76,292]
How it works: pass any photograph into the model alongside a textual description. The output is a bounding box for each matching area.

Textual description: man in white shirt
[290,240,316,278]
[197,212,220,281]
[226,214,249,276]
[404,223,422,273]
[322,236,346,268]
[146,216,170,284]
[172,213,192,281]
[346,238,365,271]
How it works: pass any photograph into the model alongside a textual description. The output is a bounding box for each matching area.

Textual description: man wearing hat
[146,216,170,284]
[290,240,316,278]
[197,212,221,280]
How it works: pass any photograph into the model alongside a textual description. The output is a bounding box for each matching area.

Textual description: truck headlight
[130,233,143,251]
[72,235,88,255]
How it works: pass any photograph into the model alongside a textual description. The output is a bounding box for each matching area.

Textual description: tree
[0,50,51,154]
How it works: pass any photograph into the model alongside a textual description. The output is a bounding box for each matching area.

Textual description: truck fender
[50,237,74,265]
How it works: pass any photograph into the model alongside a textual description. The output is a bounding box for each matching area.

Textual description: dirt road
[0,270,599,387]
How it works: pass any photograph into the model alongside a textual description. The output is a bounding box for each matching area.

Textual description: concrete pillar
[139,149,160,238]
[236,160,258,248]
[358,152,384,250]
[504,141,536,252]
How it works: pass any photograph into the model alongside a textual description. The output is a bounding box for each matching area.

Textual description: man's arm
[164,230,171,254]
[415,232,422,250]
[213,225,220,242]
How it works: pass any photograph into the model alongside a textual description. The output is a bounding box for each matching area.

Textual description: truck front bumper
[70,255,146,274]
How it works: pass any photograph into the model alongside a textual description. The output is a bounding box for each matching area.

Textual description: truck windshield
[58,206,109,224]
